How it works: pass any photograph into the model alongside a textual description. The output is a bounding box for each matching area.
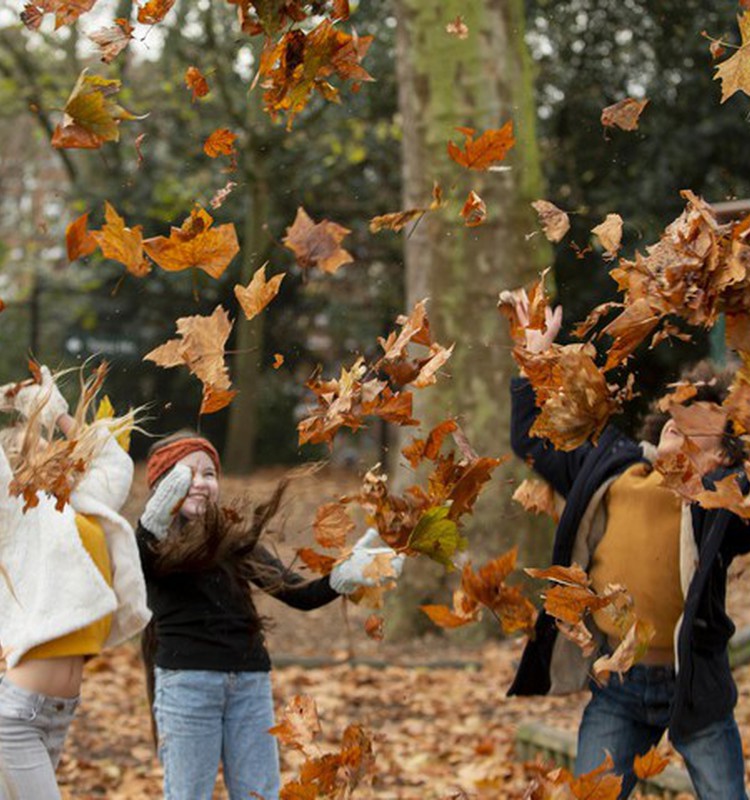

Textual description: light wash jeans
[154,667,280,800]
[0,676,79,800]
[576,663,748,799]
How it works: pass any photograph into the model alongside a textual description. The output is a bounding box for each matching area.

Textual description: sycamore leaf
[297,547,337,575]
[234,265,285,321]
[601,298,662,371]
[378,299,429,361]
[204,128,237,158]
[407,505,467,569]
[66,211,98,261]
[526,563,590,587]
[401,419,458,468]
[91,202,151,277]
[633,746,671,781]
[369,182,444,233]
[88,18,133,63]
[447,122,515,170]
[143,206,239,279]
[447,455,505,521]
[600,97,649,131]
[145,305,234,414]
[185,65,209,100]
[313,502,354,549]
[714,13,750,102]
[52,69,139,150]
[446,15,469,39]
[284,207,353,274]
[137,0,175,24]
[421,590,480,629]
[21,0,96,30]
[591,213,623,259]
[657,381,698,412]
[269,695,321,752]
[593,618,655,681]
[512,479,559,521]
[461,190,487,227]
[532,200,570,243]
[412,343,454,388]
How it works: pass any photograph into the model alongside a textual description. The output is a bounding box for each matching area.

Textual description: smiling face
[656,416,725,475]
[177,450,220,520]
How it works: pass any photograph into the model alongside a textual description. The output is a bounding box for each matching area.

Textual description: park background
[2,0,750,796]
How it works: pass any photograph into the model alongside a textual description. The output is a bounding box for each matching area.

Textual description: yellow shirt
[589,463,683,649]
[22,514,113,661]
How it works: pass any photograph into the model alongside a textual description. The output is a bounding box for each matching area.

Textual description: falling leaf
[313,502,354,549]
[95,395,131,451]
[137,0,175,25]
[532,200,570,243]
[369,183,444,233]
[21,0,96,30]
[656,382,698,412]
[204,128,237,158]
[185,65,209,100]
[593,618,655,681]
[633,746,671,780]
[134,132,147,168]
[273,353,284,369]
[364,614,384,640]
[91,202,152,277]
[66,211,98,261]
[714,13,750,102]
[447,122,515,170]
[297,547,337,575]
[52,69,139,150]
[269,695,321,751]
[209,180,237,210]
[421,589,480,629]
[88,18,133,63]
[461,190,487,227]
[234,265,285,321]
[143,206,239,279]
[601,298,662,371]
[591,213,623,258]
[600,97,649,131]
[446,15,469,39]
[284,207,353,274]
[200,385,237,415]
[407,505,467,569]
[512,478,559,521]
[402,419,458,468]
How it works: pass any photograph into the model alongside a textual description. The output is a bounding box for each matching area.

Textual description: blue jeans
[576,664,747,799]
[154,668,280,800]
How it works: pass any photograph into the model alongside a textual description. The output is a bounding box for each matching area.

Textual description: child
[0,366,150,799]
[505,295,749,799]
[137,431,403,800]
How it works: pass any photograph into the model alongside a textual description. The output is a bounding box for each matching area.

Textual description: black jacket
[507,376,750,739]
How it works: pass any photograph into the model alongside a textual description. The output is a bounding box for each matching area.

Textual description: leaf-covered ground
[57,466,750,798]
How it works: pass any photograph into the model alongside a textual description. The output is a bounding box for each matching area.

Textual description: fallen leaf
[137,0,175,25]
[204,128,236,158]
[633,746,671,780]
[364,614,384,640]
[21,0,96,30]
[66,211,98,261]
[91,202,151,277]
[447,122,515,170]
[601,97,649,131]
[88,18,133,63]
[461,190,487,227]
[284,207,353,274]
[512,478,559,521]
[313,502,354,549]
[714,13,750,103]
[269,695,321,751]
[209,180,237,210]
[591,213,623,258]
[185,65,209,100]
[532,200,570,243]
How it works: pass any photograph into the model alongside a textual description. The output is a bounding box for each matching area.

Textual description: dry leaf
[284,207,353,274]
[512,479,559,521]
[601,97,649,131]
[313,502,354,549]
[91,201,151,277]
[273,353,284,369]
[88,18,133,63]
[447,122,515,170]
[185,65,209,100]
[461,190,487,227]
[66,211,98,261]
[714,13,750,103]
[234,265,285,321]
[446,15,469,39]
[269,695,321,752]
[591,213,623,258]
[532,200,570,243]
[204,128,236,158]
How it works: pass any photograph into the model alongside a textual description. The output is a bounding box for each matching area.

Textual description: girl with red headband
[137,431,403,800]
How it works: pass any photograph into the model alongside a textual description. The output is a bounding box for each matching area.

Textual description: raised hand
[140,463,193,540]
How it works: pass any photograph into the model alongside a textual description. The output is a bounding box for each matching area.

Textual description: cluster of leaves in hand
[269,693,376,800]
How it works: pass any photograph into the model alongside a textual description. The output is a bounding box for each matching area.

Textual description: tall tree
[389,0,551,636]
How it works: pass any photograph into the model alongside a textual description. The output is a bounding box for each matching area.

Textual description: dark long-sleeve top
[136,523,339,672]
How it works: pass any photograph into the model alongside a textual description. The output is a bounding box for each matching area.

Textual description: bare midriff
[6,656,84,699]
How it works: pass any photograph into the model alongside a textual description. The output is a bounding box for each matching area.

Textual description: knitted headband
[146,437,221,489]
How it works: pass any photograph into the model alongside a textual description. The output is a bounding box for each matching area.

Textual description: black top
[137,523,339,672]
[507,376,750,739]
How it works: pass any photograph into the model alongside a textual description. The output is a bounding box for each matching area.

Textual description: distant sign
[65,332,140,361]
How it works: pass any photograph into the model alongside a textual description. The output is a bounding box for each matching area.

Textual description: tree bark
[388,0,552,637]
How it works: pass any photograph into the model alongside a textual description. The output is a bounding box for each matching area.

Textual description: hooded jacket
[0,433,151,667]
[507,377,750,739]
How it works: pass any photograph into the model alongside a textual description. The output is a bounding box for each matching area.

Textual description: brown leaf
[364,614,384,640]
[525,563,590,587]
[446,15,469,39]
[269,695,321,752]
[88,18,133,64]
[209,180,238,210]
[591,213,623,258]
[143,206,239,279]
[66,211,98,261]
[199,385,237,415]
[284,207,353,274]
[297,548,337,575]
[21,0,96,30]
[601,298,662,371]
[633,746,671,780]
[137,0,175,25]
[601,97,649,131]
[185,65,209,100]
[91,202,151,277]
[593,618,655,681]
[273,353,284,369]
[234,265,285,321]
[447,122,515,170]
[512,479,559,521]
[369,182,444,233]
[204,128,236,158]
[313,502,354,549]
[532,200,570,243]
[714,13,750,103]
[461,190,487,227]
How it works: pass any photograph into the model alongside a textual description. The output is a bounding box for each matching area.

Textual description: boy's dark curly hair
[638,359,745,466]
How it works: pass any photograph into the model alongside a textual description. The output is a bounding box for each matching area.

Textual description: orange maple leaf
[88,18,133,64]
[90,202,152,277]
[137,0,175,24]
[204,128,236,158]
[143,206,239,279]
[273,353,284,369]
[297,547,337,575]
[313,502,354,549]
[234,265,285,321]
[66,212,98,261]
[461,190,487,227]
[447,121,515,170]
[369,183,444,233]
[633,745,671,780]
[185,65,209,100]
[284,206,353,274]
[21,0,96,30]
[601,97,649,130]
[269,695,321,752]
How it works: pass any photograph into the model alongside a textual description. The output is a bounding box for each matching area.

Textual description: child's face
[177,450,220,520]
[656,417,725,475]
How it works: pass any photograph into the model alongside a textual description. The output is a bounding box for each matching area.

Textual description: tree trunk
[388,0,552,637]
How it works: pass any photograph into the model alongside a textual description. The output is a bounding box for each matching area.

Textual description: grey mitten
[140,464,192,540]
[329,528,405,595]
[12,366,69,431]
